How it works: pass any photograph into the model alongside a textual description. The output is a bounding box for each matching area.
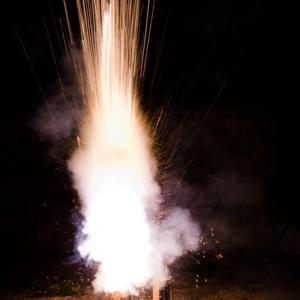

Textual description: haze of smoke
[33,1,201,293]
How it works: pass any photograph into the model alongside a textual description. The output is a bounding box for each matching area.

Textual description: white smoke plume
[62,0,200,295]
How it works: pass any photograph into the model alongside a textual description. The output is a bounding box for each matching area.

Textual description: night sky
[1,0,297,295]
[4,0,285,112]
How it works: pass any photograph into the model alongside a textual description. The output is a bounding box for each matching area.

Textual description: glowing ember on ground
[68,0,200,297]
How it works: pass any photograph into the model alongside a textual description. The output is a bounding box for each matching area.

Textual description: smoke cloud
[33,0,201,295]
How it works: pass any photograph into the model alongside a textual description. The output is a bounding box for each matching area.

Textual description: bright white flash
[68,0,200,295]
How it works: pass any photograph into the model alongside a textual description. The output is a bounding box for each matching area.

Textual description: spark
[67,0,200,296]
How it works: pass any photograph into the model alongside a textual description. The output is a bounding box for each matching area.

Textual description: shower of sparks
[67,0,200,296]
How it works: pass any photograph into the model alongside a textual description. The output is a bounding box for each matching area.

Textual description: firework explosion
[67,0,200,296]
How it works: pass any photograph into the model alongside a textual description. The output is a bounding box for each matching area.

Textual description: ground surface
[1,250,300,300]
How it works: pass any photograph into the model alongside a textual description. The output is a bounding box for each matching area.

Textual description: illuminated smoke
[68,0,200,295]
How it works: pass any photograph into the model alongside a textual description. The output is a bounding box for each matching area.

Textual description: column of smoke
[50,0,199,296]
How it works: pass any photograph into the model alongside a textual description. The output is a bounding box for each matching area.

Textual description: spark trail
[68,0,200,296]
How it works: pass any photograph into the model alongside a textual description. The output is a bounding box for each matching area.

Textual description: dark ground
[1,248,300,299]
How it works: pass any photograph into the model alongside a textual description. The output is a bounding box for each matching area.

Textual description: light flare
[68,0,200,296]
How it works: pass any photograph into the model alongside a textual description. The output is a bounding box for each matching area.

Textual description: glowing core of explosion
[68,0,199,296]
